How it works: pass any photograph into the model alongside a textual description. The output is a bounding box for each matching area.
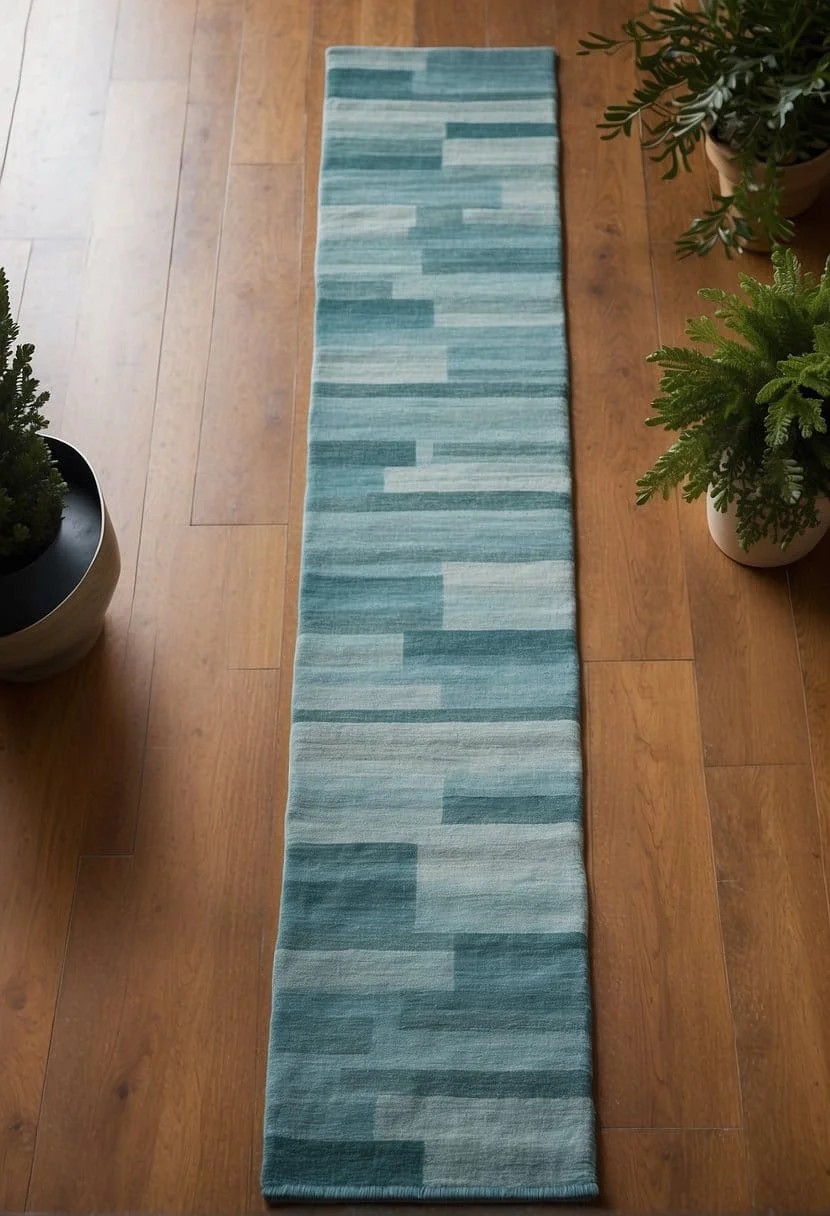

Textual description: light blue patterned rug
[262,46,597,1203]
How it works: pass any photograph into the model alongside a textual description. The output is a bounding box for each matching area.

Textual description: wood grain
[649,245,811,766]
[80,0,245,859]
[232,0,311,165]
[790,543,830,895]
[586,661,741,1129]
[642,147,715,250]
[0,0,120,238]
[0,644,150,1206]
[601,1128,750,1211]
[191,163,302,525]
[556,0,694,661]
[111,0,198,81]
[61,78,188,641]
[360,0,416,44]
[225,525,286,669]
[416,0,487,46]
[706,765,830,1210]
[27,666,279,1212]
[488,0,556,46]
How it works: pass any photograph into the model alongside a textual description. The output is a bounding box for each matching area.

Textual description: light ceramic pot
[0,437,120,681]
[704,134,830,251]
[706,492,830,567]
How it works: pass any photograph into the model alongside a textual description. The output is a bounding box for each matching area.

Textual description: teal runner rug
[262,46,596,1203]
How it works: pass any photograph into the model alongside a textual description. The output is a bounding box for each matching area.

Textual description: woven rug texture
[262,46,597,1202]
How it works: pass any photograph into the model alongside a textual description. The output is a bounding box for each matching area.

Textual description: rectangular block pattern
[262,47,596,1203]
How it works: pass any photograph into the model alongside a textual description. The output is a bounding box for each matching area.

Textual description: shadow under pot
[0,437,120,682]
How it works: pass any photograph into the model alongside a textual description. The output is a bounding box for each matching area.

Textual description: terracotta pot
[706,492,830,567]
[0,437,120,681]
[704,133,830,250]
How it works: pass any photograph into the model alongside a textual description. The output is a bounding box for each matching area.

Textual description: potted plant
[636,249,830,566]
[0,268,120,680]
[579,0,830,256]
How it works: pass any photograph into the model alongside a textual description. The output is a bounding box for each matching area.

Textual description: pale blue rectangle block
[392,273,558,300]
[275,948,455,991]
[294,633,403,668]
[375,1095,593,1143]
[291,719,579,767]
[326,96,555,122]
[367,1026,590,1073]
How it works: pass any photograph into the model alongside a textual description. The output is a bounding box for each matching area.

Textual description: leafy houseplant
[0,268,66,571]
[636,249,830,559]
[579,0,830,256]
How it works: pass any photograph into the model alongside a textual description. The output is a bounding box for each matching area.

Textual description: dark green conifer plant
[0,268,66,567]
[637,248,830,551]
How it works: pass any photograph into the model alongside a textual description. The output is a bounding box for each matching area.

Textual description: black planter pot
[0,437,120,681]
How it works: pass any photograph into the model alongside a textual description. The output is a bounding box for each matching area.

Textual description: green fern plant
[0,268,66,567]
[637,248,830,550]
[579,0,830,256]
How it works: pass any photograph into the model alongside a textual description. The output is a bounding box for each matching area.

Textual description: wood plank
[16,239,87,432]
[111,0,198,81]
[191,163,302,525]
[555,0,694,660]
[790,543,830,896]
[231,0,311,165]
[28,665,280,1211]
[586,661,741,1129]
[416,0,487,46]
[0,642,151,1207]
[0,238,30,314]
[245,0,359,1203]
[360,0,416,44]
[601,1129,750,1212]
[0,0,120,238]
[61,79,187,639]
[649,245,810,766]
[488,0,556,45]
[642,146,715,250]
[225,525,286,669]
[81,0,244,858]
[706,765,830,1211]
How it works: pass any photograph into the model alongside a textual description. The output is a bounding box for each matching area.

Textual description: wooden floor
[1,0,828,1210]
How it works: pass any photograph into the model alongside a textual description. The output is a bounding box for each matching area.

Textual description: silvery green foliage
[580,1,830,255]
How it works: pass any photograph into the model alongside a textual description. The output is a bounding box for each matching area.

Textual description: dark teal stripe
[310,441,417,466]
[325,155,443,171]
[423,249,557,274]
[342,1069,592,1098]
[274,1013,375,1054]
[264,1136,424,1187]
[404,630,576,663]
[293,708,578,723]
[308,492,570,512]
[445,122,556,138]
[301,574,443,631]
[315,381,563,398]
[317,299,434,331]
[442,794,579,823]
[327,68,415,99]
